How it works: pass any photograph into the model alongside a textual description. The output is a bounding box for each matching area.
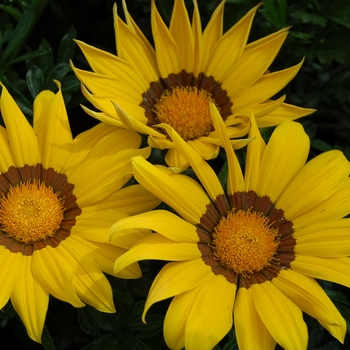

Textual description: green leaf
[0,5,22,21]
[38,38,54,75]
[26,65,44,98]
[45,63,72,90]
[41,325,56,350]
[77,307,102,338]
[57,26,77,64]
[4,48,51,67]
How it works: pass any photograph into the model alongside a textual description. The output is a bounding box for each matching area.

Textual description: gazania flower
[0,83,159,343]
[72,0,314,170]
[111,106,350,349]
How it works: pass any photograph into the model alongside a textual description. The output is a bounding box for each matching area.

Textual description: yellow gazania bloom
[0,83,159,343]
[71,0,315,170]
[111,107,350,350]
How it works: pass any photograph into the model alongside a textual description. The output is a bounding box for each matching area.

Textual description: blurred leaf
[41,325,56,350]
[57,26,77,64]
[45,63,72,90]
[0,5,22,20]
[37,38,54,75]
[260,0,287,29]
[4,47,51,67]
[77,307,102,338]
[26,65,44,98]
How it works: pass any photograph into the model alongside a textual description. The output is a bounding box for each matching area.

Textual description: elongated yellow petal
[114,234,200,274]
[210,104,245,194]
[74,41,148,92]
[234,287,276,350]
[225,28,288,96]
[251,282,308,350]
[110,210,199,243]
[192,0,202,76]
[170,0,194,72]
[273,270,345,328]
[319,318,346,344]
[34,83,73,172]
[11,257,49,343]
[233,60,303,112]
[144,259,211,322]
[277,150,350,220]
[0,247,23,309]
[152,0,180,77]
[31,247,84,307]
[0,84,39,166]
[0,126,13,175]
[59,237,115,313]
[185,273,236,350]
[295,220,350,257]
[160,122,224,200]
[205,4,260,81]
[291,256,350,288]
[132,156,207,223]
[256,120,309,201]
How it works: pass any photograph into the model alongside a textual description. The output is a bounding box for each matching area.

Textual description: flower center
[154,86,214,141]
[0,180,65,244]
[212,210,279,277]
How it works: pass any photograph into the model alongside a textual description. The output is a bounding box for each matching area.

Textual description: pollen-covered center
[212,209,279,277]
[0,181,65,244]
[154,86,214,141]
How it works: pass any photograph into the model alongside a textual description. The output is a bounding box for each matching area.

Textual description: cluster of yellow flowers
[0,1,349,349]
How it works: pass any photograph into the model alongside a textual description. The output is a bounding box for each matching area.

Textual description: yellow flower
[111,107,350,349]
[0,83,159,343]
[71,0,315,170]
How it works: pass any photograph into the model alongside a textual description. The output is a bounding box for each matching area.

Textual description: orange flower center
[212,210,279,277]
[154,86,214,141]
[0,181,65,244]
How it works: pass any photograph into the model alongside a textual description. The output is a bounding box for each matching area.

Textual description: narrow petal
[152,1,180,77]
[232,60,303,112]
[185,274,236,350]
[251,282,308,350]
[0,126,13,172]
[273,269,345,328]
[169,0,194,72]
[0,84,39,166]
[210,104,245,194]
[114,234,200,274]
[31,247,84,307]
[256,120,309,202]
[160,123,224,201]
[34,83,73,172]
[225,28,288,96]
[59,237,115,313]
[132,156,207,224]
[144,259,212,321]
[291,256,350,288]
[114,4,158,82]
[320,318,346,344]
[11,257,49,343]
[295,220,350,257]
[110,210,199,243]
[74,41,148,92]
[276,150,350,220]
[192,0,202,77]
[205,4,260,81]
[0,247,24,309]
[234,287,276,350]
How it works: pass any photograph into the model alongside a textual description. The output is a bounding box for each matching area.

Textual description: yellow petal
[319,318,346,344]
[291,255,350,288]
[164,147,190,170]
[34,83,73,172]
[256,120,309,201]
[0,126,13,172]
[225,28,288,96]
[31,246,84,307]
[234,287,276,350]
[11,257,49,343]
[276,150,350,220]
[59,237,115,313]
[251,281,308,350]
[144,259,212,322]
[110,210,199,243]
[0,84,39,166]
[210,103,245,194]
[169,0,194,72]
[273,269,345,327]
[151,1,180,77]
[114,234,200,274]
[185,273,236,350]
[161,122,224,201]
[295,220,350,257]
[205,4,260,81]
[0,247,24,309]
[232,60,303,112]
[132,156,207,224]
[192,0,202,77]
